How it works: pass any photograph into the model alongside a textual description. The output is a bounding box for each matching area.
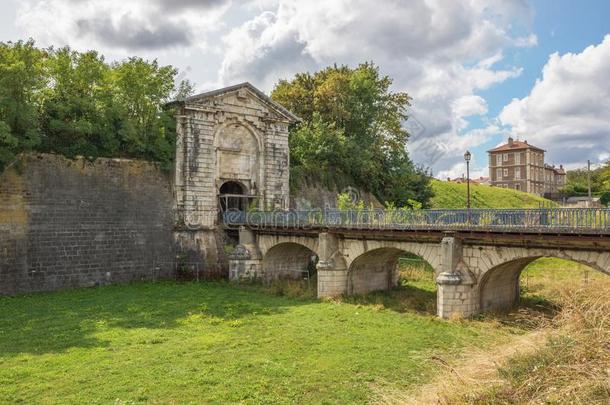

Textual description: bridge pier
[228,227,262,281]
[436,236,478,318]
[316,233,348,297]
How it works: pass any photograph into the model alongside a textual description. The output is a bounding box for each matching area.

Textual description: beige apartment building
[488,137,565,196]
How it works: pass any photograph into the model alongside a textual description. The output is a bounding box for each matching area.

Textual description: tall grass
[470,278,610,404]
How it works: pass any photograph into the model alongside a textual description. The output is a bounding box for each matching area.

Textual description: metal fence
[222,208,610,234]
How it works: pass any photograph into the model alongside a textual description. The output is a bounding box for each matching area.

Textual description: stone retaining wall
[0,154,176,295]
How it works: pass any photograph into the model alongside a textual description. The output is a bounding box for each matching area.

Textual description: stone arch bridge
[227,209,610,318]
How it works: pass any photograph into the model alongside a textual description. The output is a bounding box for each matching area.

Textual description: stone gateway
[170,83,299,271]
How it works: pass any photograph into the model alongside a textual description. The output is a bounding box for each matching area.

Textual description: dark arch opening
[219,181,246,212]
[262,243,319,288]
[347,248,437,313]
[348,248,404,295]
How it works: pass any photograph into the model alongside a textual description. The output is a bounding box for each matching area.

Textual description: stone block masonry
[0,153,176,295]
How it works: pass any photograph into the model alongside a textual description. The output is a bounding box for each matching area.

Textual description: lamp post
[464,150,472,222]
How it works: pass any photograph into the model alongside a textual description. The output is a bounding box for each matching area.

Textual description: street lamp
[464,150,472,219]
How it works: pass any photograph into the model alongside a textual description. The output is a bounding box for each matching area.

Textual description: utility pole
[587,159,592,203]
[464,150,472,223]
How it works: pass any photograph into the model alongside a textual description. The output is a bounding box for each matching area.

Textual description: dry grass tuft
[466,278,610,404]
[387,329,550,404]
[371,276,610,404]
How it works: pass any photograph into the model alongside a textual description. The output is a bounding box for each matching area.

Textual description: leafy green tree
[112,57,177,160]
[600,191,610,207]
[289,113,346,172]
[41,48,118,158]
[600,161,610,191]
[0,40,190,171]
[564,161,610,197]
[272,62,432,207]
[0,40,46,168]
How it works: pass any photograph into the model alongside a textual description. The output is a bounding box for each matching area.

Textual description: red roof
[487,139,544,153]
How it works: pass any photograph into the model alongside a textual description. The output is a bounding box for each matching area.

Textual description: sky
[1,0,609,179]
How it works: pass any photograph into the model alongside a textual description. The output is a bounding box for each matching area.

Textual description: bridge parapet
[223,208,610,235]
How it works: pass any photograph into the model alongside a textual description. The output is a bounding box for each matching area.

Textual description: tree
[272,62,432,207]
[0,40,46,168]
[112,57,177,160]
[0,40,189,171]
[600,191,610,207]
[600,160,610,191]
[564,160,610,197]
[41,48,118,158]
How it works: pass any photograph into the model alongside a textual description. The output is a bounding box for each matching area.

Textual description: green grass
[0,258,602,404]
[521,257,605,296]
[0,281,509,404]
[430,179,557,209]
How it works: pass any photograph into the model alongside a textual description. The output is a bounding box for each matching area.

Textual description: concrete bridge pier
[436,236,478,319]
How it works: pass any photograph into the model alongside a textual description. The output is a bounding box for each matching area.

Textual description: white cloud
[514,33,538,47]
[452,95,488,131]
[14,0,230,53]
[499,34,610,166]
[437,163,488,181]
[218,0,533,175]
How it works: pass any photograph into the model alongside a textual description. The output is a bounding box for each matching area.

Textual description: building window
[503,168,509,177]
[515,153,521,165]
[503,153,509,162]
[515,167,521,179]
[496,168,502,179]
[496,155,502,166]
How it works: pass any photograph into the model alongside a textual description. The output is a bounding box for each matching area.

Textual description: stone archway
[261,242,319,282]
[478,257,538,312]
[478,255,609,313]
[346,247,437,295]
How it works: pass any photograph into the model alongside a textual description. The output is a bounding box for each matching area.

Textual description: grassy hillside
[430,180,557,209]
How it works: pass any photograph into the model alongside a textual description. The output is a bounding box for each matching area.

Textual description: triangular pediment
[174,82,300,123]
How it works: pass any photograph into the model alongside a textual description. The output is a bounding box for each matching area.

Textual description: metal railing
[222,208,610,234]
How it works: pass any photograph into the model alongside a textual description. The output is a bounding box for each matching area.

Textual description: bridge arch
[261,242,318,281]
[478,252,610,313]
[347,247,437,295]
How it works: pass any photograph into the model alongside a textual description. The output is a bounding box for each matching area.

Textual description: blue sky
[1,0,609,178]
[469,0,610,173]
